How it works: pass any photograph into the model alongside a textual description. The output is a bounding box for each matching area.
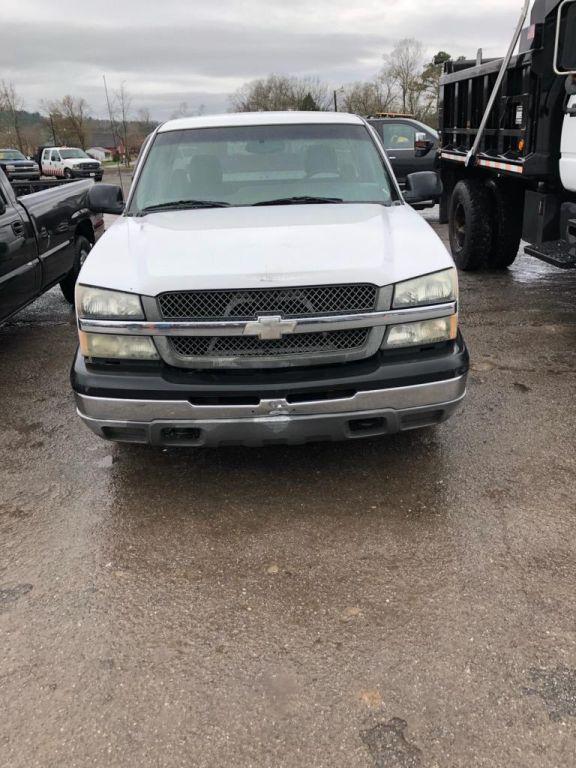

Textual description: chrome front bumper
[75,375,467,447]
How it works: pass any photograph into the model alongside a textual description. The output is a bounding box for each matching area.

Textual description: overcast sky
[3,0,524,120]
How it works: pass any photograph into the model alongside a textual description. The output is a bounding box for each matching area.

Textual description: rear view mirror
[87,184,125,215]
[555,0,576,74]
[404,171,442,209]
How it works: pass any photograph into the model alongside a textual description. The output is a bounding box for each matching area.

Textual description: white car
[72,111,468,447]
[41,147,103,181]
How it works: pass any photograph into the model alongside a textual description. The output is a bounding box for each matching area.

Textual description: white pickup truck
[73,112,468,447]
[41,147,103,181]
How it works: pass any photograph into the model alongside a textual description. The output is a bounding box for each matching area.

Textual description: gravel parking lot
[1,216,576,767]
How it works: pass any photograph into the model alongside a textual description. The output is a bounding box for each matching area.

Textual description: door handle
[12,221,25,237]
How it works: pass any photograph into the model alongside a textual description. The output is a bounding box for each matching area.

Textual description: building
[89,131,125,158]
[87,147,113,162]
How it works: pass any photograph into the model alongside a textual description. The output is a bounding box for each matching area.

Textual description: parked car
[0,167,104,323]
[0,148,40,182]
[72,111,467,448]
[41,147,103,182]
[367,116,439,186]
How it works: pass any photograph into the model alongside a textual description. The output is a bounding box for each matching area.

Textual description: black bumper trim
[71,336,469,402]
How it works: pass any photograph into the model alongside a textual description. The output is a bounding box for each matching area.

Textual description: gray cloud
[2,0,524,119]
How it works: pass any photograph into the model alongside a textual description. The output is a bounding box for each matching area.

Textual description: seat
[188,155,224,197]
[305,145,340,178]
[169,169,190,199]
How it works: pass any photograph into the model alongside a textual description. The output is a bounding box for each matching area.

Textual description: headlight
[76,286,144,319]
[393,269,457,309]
[384,316,458,348]
[79,332,159,360]
[6,164,15,172]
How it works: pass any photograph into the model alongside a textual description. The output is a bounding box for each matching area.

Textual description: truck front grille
[169,329,370,359]
[158,284,378,321]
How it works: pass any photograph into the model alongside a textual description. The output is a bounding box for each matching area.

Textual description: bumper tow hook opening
[348,417,387,435]
[160,427,203,445]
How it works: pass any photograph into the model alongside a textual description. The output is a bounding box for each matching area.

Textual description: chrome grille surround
[169,329,370,359]
[137,286,391,369]
[82,293,458,371]
[158,284,378,321]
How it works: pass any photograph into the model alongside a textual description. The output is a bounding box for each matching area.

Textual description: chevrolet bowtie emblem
[244,315,298,340]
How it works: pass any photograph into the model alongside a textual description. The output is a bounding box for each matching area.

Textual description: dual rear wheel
[449,179,523,271]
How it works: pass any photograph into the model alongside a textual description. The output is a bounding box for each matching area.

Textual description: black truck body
[438,0,576,270]
[0,168,104,323]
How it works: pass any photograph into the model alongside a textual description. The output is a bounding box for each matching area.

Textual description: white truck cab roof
[158,111,365,133]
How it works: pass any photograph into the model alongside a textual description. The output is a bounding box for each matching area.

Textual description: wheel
[60,235,92,304]
[95,175,103,182]
[64,168,73,179]
[449,179,493,271]
[484,183,523,269]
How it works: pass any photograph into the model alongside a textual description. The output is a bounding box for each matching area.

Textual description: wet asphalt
[1,215,576,768]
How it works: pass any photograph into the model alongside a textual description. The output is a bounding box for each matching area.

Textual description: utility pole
[333,87,345,113]
[49,114,58,145]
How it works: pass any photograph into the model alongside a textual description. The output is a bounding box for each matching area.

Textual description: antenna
[103,74,124,193]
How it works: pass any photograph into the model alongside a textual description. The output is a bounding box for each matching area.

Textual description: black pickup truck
[0,168,104,323]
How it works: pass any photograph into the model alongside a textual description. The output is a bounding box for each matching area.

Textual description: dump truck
[438,0,576,270]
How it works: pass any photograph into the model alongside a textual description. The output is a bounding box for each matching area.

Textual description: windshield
[60,149,89,159]
[129,123,398,213]
[0,150,26,161]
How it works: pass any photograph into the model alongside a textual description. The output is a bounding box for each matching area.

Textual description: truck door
[0,187,41,322]
[379,122,418,185]
[48,149,63,177]
[560,95,576,193]
[41,149,51,176]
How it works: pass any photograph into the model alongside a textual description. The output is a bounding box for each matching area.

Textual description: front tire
[449,179,493,271]
[60,235,92,304]
[64,168,73,179]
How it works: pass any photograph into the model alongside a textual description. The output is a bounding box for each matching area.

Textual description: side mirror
[404,171,443,209]
[87,184,125,215]
[415,132,434,157]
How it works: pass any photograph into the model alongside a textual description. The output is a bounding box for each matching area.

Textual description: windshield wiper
[253,196,344,207]
[138,200,231,215]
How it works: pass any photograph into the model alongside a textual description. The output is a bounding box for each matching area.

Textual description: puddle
[361,718,422,767]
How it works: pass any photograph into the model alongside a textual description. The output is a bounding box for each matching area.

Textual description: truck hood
[79,203,454,296]
[1,159,37,168]
[67,158,101,167]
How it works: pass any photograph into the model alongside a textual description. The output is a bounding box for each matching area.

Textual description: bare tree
[383,39,426,116]
[0,81,25,152]
[40,99,62,145]
[40,96,91,148]
[114,82,132,164]
[171,101,191,119]
[136,107,157,134]
[343,75,398,116]
[61,95,91,148]
[230,75,331,112]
